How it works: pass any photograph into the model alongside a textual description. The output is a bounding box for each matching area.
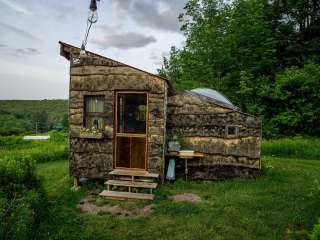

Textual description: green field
[0,133,68,163]
[1,137,320,240]
[34,156,320,240]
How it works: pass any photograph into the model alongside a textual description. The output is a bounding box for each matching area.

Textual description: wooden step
[99,190,154,200]
[105,180,157,189]
[116,176,154,183]
[109,169,159,178]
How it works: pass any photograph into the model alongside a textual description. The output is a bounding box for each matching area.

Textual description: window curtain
[85,96,104,129]
[86,96,104,113]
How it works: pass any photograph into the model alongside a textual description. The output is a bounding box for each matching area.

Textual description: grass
[262,137,320,160]
[1,136,319,239]
[34,156,320,240]
[0,135,68,163]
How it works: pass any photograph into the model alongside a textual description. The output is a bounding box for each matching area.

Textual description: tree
[159,0,320,137]
[271,62,320,136]
[33,110,49,133]
[61,113,69,130]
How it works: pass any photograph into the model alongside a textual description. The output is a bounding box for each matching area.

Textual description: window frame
[225,125,239,138]
[83,95,106,130]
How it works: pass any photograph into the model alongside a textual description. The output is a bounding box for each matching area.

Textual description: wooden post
[72,177,80,191]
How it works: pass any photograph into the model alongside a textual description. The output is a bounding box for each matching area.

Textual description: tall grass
[262,137,320,160]
[0,131,68,163]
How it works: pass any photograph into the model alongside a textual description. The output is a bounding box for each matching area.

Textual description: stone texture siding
[68,55,167,179]
[166,92,261,179]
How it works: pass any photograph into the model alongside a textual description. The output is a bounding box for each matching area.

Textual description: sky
[0,0,187,99]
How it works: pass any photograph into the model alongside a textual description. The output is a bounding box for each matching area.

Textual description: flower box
[79,132,104,139]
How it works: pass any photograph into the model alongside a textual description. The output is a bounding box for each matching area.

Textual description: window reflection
[117,93,147,134]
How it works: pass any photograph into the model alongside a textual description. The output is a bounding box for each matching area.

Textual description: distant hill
[0,100,68,135]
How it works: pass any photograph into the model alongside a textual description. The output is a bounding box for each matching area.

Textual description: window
[84,95,104,129]
[117,93,147,134]
[226,125,238,137]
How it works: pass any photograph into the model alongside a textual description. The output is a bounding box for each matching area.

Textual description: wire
[81,0,100,51]
[83,15,94,47]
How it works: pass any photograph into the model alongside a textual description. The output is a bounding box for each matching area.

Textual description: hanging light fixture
[80,0,100,57]
[88,0,98,23]
[80,43,86,57]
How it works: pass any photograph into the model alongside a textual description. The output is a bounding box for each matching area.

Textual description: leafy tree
[61,113,69,130]
[271,62,320,136]
[33,110,49,133]
[0,100,68,136]
[159,0,320,137]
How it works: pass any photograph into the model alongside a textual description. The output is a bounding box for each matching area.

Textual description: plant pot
[79,132,104,139]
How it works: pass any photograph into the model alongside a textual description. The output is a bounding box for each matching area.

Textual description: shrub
[0,136,31,149]
[0,156,47,240]
[0,134,68,163]
[49,130,67,143]
[310,219,320,240]
[288,219,320,240]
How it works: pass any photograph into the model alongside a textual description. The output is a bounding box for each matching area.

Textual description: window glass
[84,96,104,129]
[85,96,104,112]
[117,93,147,134]
[227,126,237,137]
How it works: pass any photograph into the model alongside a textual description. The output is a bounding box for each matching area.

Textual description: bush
[0,156,47,240]
[288,219,320,240]
[0,136,31,149]
[0,134,68,163]
[310,219,320,240]
[49,130,67,143]
[271,62,320,137]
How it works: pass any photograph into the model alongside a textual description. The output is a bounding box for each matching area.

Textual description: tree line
[0,100,68,136]
[159,0,320,138]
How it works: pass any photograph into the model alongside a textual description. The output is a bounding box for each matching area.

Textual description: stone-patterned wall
[69,55,167,179]
[167,92,261,179]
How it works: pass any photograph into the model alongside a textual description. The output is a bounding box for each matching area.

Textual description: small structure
[53,123,65,131]
[23,135,50,140]
[59,42,261,199]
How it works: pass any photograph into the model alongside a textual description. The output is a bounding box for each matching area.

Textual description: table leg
[185,158,188,181]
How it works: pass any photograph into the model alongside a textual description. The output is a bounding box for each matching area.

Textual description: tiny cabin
[60,41,261,198]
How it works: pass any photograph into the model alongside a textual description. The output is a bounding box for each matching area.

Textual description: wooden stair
[109,169,159,178]
[99,169,159,200]
[105,180,157,190]
[100,190,154,200]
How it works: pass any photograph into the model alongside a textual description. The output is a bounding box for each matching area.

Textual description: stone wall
[68,54,167,179]
[167,91,261,180]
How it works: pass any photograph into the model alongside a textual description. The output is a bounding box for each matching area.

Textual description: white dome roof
[190,88,234,107]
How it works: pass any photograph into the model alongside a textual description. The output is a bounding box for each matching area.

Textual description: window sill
[79,132,104,139]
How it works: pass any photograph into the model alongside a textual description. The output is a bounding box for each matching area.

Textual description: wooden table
[166,152,204,180]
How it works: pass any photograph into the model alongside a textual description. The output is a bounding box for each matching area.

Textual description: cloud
[45,2,80,21]
[0,0,33,15]
[14,48,40,56]
[114,0,187,32]
[0,22,40,41]
[150,50,169,65]
[0,45,40,57]
[92,32,156,49]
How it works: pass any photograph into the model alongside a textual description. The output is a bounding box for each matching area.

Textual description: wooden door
[115,92,147,170]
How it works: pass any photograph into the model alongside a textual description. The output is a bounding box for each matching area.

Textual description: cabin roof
[59,41,172,88]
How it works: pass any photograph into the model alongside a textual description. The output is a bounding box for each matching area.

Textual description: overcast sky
[0,0,186,99]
